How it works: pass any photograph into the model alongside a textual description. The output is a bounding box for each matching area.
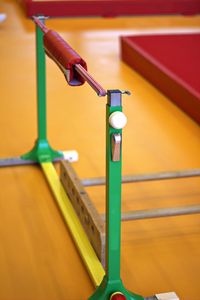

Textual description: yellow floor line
[41,162,105,287]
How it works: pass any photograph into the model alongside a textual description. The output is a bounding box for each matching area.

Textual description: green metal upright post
[89,90,144,300]
[36,17,47,141]
[22,16,62,163]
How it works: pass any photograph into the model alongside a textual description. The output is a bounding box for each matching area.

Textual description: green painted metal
[89,91,144,300]
[22,139,62,163]
[22,17,62,163]
[106,104,122,281]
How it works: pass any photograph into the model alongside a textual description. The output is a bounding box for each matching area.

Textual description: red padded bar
[121,34,200,125]
[44,30,87,86]
[33,17,106,95]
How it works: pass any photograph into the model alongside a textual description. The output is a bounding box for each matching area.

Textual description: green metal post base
[89,275,144,300]
[21,139,63,163]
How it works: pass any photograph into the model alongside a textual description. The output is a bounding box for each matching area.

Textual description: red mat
[20,0,200,17]
[121,33,200,125]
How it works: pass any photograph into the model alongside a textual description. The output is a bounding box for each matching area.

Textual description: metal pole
[105,91,122,281]
[82,169,200,187]
[36,17,47,140]
[74,64,107,96]
[101,204,200,221]
[89,90,143,300]
[22,16,62,162]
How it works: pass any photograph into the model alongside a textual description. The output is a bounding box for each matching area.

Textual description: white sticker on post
[62,150,79,162]
[156,292,179,300]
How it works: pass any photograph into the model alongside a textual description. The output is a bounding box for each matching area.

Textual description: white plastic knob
[109,111,127,129]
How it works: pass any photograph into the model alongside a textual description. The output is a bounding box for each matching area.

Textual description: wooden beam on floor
[60,160,105,267]
[41,162,105,287]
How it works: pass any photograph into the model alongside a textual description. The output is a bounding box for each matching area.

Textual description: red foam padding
[20,0,200,17]
[121,34,200,125]
[44,30,87,86]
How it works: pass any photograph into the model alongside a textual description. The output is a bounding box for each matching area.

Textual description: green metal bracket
[22,16,62,163]
[89,90,144,300]
[22,139,62,163]
[89,276,143,300]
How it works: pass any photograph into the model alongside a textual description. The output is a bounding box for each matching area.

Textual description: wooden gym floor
[0,1,200,299]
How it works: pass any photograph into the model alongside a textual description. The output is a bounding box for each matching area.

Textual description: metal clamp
[112,133,122,162]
